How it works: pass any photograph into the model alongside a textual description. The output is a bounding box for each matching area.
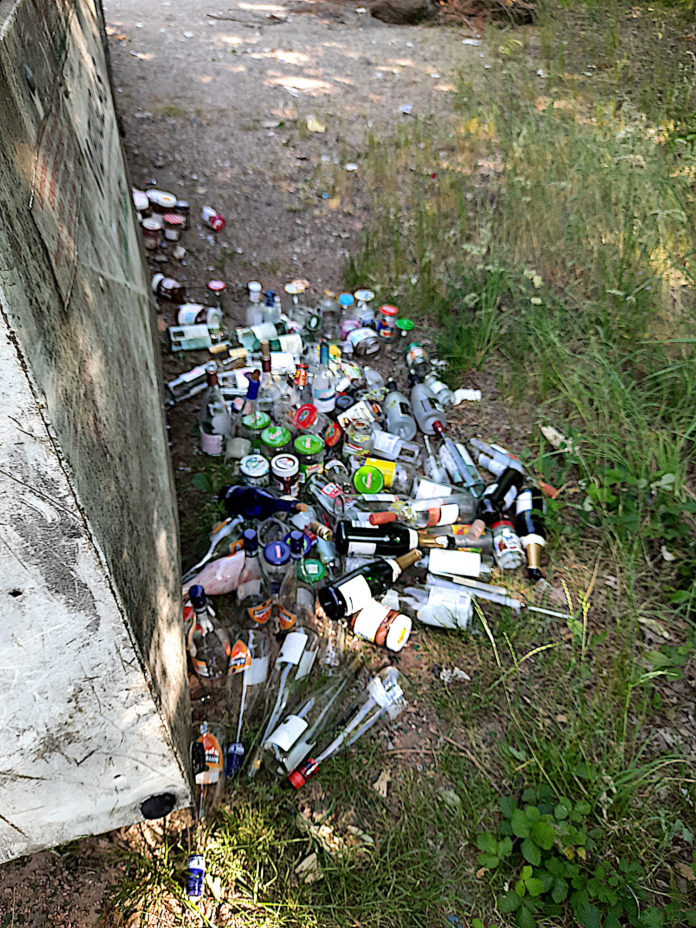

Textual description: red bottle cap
[207,279,226,293]
[292,404,318,429]
[370,511,396,525]
[288,769,306,790]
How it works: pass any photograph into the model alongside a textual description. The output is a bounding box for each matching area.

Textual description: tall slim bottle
[514,488,546,582]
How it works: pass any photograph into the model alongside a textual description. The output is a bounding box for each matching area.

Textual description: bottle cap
[353,465,385,495]
[292,404,318,430]
[369,511,397,525]
[240,454,269,480]
[379,303,399,317]
[286,530,311,558]
[395,318,414,333]
[207,279,226,293]
[242,412,271,431]
[242,529,258,554]
[386,613,412,653]
[248,280,262,294]
[271,453,299,479]
[297,558,326,584]
[338,292,355,307]
[189,585,206,609]
[263,540,291,566]
[395,549,421,570]
[288,769,306,790]
[354,289,374,302]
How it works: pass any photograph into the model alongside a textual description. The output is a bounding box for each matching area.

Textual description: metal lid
[354,289,375,302]
[207,279,226,293]
[338,292,355,307]
[162,213,185,226]
[379,303,399,317]
[353,465,385,494]
[263,540,291,566]
[261,426,291,448]
[297,558,326,584]
[240,454,269,478]
[292,404,318,429]
[271,453,299,477]
[243,528,258,554]
[294,434,325,456]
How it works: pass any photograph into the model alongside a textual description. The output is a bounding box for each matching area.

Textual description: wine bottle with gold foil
[514,488,546,582]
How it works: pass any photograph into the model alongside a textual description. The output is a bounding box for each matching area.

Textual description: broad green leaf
[516,903,536,928]
[498,836,513,857]
[515,879,526,897]
[477,853,500,869]
[525,806,541,823]
[522,787,537,804]
[499,891,522,913]
[638,909,665,928]
[531,821,555,850]
[552,878,568,903]
[500,795,516,819]
[477,832,498,855]
[512,810,531,838]
[525,878,544,897]
[472,920,485,928]
[574,799,591,815]
[572,892,601,928]
[554,803,569,821]
[520,866,533,880]
[521,838,541,866]
[192,472,214,493]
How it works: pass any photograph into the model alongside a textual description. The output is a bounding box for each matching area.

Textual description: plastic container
[260,426,292,459]
[353,464,385,495]
[377,304,399,339]
[271,453,300,497]
[293,434,326,482]
[240,454,270,487]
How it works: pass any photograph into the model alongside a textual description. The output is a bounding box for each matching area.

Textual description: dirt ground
[0,3,492,925]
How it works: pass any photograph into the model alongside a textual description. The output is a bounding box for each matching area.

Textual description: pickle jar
[240,454,270,487]
[241,412,271,450]
[293,434,325,483]
[261,425,292,460]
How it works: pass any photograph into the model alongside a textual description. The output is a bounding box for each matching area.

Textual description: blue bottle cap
[226,742,245,776]
[264,290,275,305]
[189,585,206,609]
[338,292,354,307]
[286,529,311,558]
[243,529,258,555]
[263,540,291,566]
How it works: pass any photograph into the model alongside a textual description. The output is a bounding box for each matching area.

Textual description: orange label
[278,605,297,632]
[229,639,252,673]
[247,598,273,624]
[426,507,441,528]
[197,731,223,784]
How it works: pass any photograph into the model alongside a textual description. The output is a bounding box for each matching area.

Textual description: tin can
[186,854,205,900]
[240,454,270,487]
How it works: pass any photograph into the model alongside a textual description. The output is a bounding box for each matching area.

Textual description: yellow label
[366,457,396,488]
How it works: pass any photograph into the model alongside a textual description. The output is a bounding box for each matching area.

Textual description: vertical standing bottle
[199,364,231,456]
[237,529,273,625]
[311,342,336,413]
[514,488,546,582]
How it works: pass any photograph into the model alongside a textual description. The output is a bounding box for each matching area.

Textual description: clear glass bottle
[491,518,525,570]
[257,340,283,416]
[246,281,263,325]
[262,539,291,616]
[383,380,417,440]
[311,342,336,413]
[199,364,231,457]
[424,371,456,407]
[237,529,273,626]
[224,627,271,776]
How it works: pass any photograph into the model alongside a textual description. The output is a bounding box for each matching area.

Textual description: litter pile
[134,185,564,903]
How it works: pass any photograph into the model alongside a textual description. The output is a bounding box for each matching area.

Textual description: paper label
[348,540,377,556]
[372,431,401,457]
[279,631,307,665]
[264,715,309,753]
[353,600,387,642]
[337,400,376,428]
[429,548,480,577]
[229,639,252,673]
[337,574,372,614]
[196,731,223,785]
[414,479,453,500]
[278,604,298,632]
[246,652,269,686]
[521,532,546,548]
[321,482,344,500]
[368,674,403,708]
[297,644,317,679]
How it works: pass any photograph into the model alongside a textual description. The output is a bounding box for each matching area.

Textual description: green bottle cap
[297,558,326,584]
[242,412,271,431]
[293,434,325,456]
[261,426,291,448]
[396,318,415,333]
[353,464,385,495]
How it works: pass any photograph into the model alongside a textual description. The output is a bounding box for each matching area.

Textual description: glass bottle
[423,371,455,407]
[311,342,336,413]
[218,485,307,521]
[491,518,525,570]
[404,342,430,379]
[288,666,406,788]
[317,550,421,621]
[224,627,272,775]
[262,539,291,616]
[383,380,417,441]
[199,364,231,457]
[277,531,305,633]
[514,488,546,583]
[257,340,283,416]
[246,281,263,325]
[237,529,273,626]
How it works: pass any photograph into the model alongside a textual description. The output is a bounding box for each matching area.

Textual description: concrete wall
[0,0,192,861]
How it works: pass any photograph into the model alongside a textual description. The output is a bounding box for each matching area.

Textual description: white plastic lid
[240,454,269,477]
[248,281,262,294]
[386,613,411,652]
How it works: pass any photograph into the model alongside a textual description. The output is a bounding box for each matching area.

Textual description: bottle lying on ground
[334,520,445,558]
[218,484,307,521]
[317,549,421,621]
[514,488,546,582]
[259,655,363,777]
[369,491,476,529]
[288,666,406,789]
[224,627,271,776]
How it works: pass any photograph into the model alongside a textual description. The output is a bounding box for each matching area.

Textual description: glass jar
[291,404,331,437]
[395,318,415,340]
[141,217,162,250]
[293,434,326,483]
[347,327,380,358]
[147,189,177,212]
[162,213,185,242]
[352,464,385,495]
[377,303,399,340]
[343,419,373,459]
[354,289,375,327]
[240,454,270,487]
[366,457,416,495]
[175,199,190,228]
[260,425,292,459]
[152,273,186,303]
[271,454,300,497]
[241,412,271,450]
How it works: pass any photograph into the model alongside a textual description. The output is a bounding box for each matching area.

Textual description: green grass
[104,3,696,927]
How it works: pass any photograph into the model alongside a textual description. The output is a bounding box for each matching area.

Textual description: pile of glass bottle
[172,279,549,822]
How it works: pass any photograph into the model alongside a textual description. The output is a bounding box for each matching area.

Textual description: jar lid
[207,279,226,293]
[240,454,269,478]
[133,189,149,211]
[147,190,177,208]
[248,280,262,293]
[297,558,326,584]
[262,426,292,448]
[353,465,385,494]
[292,404,318,429]
[142,217,163,231]
[283,530,312,558]
[294,434,325,456]
[335,394,354,412]
[338,292,355,307]
[271,453,299,477]
[242,412,271,430]
[354,289,374,302]
[263,540,290,566]
[386,613,412,652]
[162,213,185,226]
[379,303,399,317]
[396,319,415,332]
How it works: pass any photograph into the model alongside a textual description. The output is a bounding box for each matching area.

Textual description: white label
[246,653,269,686]
[337,400,376,428]
[414,479,453,500]
[348,540,377,556]
[337,575,372,614]
[178,304,205,324]
[279,631,306,665]
[368,675,404,708]
[372,431,401,457]
[521,532,546,548]
[433,503,459,526]
[353,600,387,642]
[429,548,481,577]
[297,644,317,679]
[264,714,309,753]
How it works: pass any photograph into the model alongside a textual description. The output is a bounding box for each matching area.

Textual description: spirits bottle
[317,549,421,621]
[288,666,406,789]
[224,627,271,775]
[199,364,231,457]
[218,485,307,521]
[257,340,283,416]
[334,520,442,558]
[383,380,417,440]
[311,342,336,413]
[236,530,273,626]
[514,488,546,582]
[187,585,231,680]
[369,492,476,529]
[410,379,446,435]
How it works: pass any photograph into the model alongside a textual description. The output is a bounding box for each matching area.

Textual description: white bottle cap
[248,280,262,294]
[386,613,411,652]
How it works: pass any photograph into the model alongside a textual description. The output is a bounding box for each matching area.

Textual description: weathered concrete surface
[0,0,191,860]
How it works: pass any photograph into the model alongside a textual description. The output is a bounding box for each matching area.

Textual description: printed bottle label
[426,503,459,527]
[247,598,273,624]
[264,715,309,753]
[352,600,387,642]
[201,430,224,456]
[245,652,269,686]
[229,639,252,673]
[336,575,372,614]
[196,731,223,785]
[278,604,298,632]
[368,675,403,708]
[347,540,377,556]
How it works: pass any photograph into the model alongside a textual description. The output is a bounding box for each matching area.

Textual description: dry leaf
[373,769,391,797]
[675,861,696,882]
[476,866,488,878]
[295,852,323,884]
[306,116,326,133]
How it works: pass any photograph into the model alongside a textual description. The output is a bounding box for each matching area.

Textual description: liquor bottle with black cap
[318,549,421,621]
[514,488,547,582]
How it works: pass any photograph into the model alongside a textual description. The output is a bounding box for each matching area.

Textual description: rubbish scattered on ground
[439,666,471,684]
